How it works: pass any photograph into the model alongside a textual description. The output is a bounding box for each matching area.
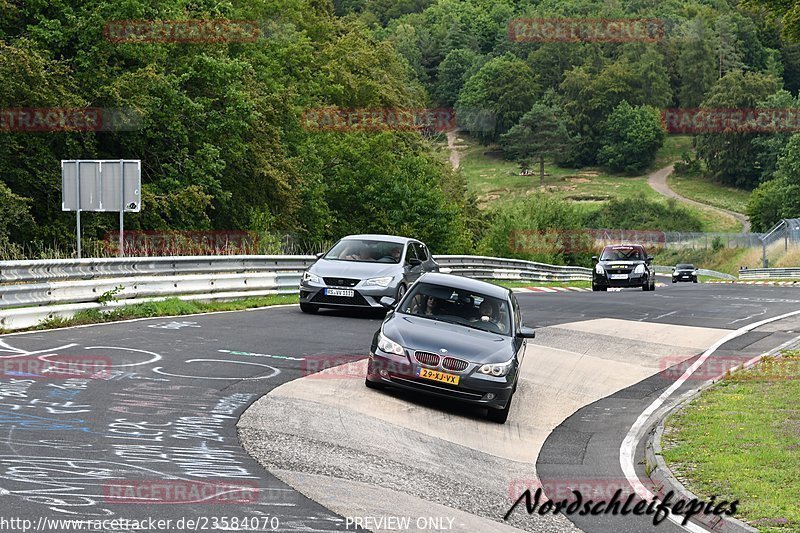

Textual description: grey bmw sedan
[298,234,439,313]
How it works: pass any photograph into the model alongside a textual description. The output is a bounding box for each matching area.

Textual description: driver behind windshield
[472,298,507,333]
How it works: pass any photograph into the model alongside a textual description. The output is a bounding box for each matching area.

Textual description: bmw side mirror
[671,266,675,271]
[646,255,653,264]
[315,252,324,259]
[518,327,536,339]
[379,296,396,308]
[591,256,598,262]
[408,258,422,267]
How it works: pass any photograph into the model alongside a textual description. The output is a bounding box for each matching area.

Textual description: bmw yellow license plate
[417,368,460,385]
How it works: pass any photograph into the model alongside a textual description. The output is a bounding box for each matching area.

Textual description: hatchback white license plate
[325,288,354,297]
[610,274,628,280]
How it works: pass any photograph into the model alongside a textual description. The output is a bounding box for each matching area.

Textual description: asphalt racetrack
[1,283,799,532]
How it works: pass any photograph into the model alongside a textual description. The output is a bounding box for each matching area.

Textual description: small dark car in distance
[672,264,698,283]
[298,234,438,313]
[592,244,656,292]
[365,272,535,424]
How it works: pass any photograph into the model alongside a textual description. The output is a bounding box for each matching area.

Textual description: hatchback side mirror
[591,256,598,262]
[517,327,536,339]
[646,255,653,263]
[379,296,396,308]
[315,252,324,259]
[408,258,422,267]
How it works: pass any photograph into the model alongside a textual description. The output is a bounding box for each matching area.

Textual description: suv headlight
[477,359,514,377]
[302,271,321,283]
[364,276,393,287]
[634,264,646,274]
[595,264,605,274]
[377,332,404,356]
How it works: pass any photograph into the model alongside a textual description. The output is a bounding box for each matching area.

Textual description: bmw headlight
[302,271,321,283]
[478,359,514,377]
[377,332,404,356]
[364,276,393,287]
[595,264,605,274]
[634,264,646,274]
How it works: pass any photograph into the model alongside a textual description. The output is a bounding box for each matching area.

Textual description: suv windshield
[600,247,645,261]
[398,282,511,335]
[324,239,403,263]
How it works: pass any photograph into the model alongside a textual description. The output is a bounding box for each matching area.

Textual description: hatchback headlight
[377,332,404,356]
[478,359,514,377]
[595,264,605,274]
[364,276,393,287]
[633,264,646,274]
[302,271,321,283]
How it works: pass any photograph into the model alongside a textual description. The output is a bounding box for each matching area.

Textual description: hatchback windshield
[399,282,511,335]
[676,264,695,270]
[600,246,644,261]
[324,239,403,263]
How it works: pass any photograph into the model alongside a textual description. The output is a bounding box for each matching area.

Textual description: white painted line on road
[620,308,800,533]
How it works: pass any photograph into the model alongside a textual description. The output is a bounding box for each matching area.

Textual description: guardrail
[654,266,737,280]
[434,255,591,281]
[0,255,742,331]
[0,254,589,331]
[738,267,800,280]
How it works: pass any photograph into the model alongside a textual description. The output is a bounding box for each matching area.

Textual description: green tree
[597,102,666,173]
[499,101,571,186]
[455,54,540,144]
[695,71,781,188]
[433,48,480,107]
[747,133,800,231]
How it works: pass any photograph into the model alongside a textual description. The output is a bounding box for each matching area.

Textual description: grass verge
[662,350,800,532]
[667,174,751,215]
[29,294,298,331]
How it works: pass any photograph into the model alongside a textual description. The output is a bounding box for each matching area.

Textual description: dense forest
[1,0,799,260]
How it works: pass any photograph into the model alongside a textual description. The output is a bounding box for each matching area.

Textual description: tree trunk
[539,155,545,188]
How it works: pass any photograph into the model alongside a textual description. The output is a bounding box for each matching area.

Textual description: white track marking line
[620,308,800,532]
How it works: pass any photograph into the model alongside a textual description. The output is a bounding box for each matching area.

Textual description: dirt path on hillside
[447,130,462,169]
[648,165,751,233]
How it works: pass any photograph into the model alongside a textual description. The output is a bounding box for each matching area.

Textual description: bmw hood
[309,259,398,279]
[382,314,513,364]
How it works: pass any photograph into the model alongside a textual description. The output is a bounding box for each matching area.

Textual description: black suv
[592,244,655,291]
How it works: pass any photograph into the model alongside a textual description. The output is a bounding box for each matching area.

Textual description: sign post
[61,160,141,258]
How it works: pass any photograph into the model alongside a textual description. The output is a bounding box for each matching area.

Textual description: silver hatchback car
[299,234,439,313]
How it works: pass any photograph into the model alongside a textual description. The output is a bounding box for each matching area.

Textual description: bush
[597,102,666,173]
[584,194,704,232]
[673,152,703,177]
[478,194,586,265]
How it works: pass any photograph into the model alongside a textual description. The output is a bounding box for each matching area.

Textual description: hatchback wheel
[300,303,319,314]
